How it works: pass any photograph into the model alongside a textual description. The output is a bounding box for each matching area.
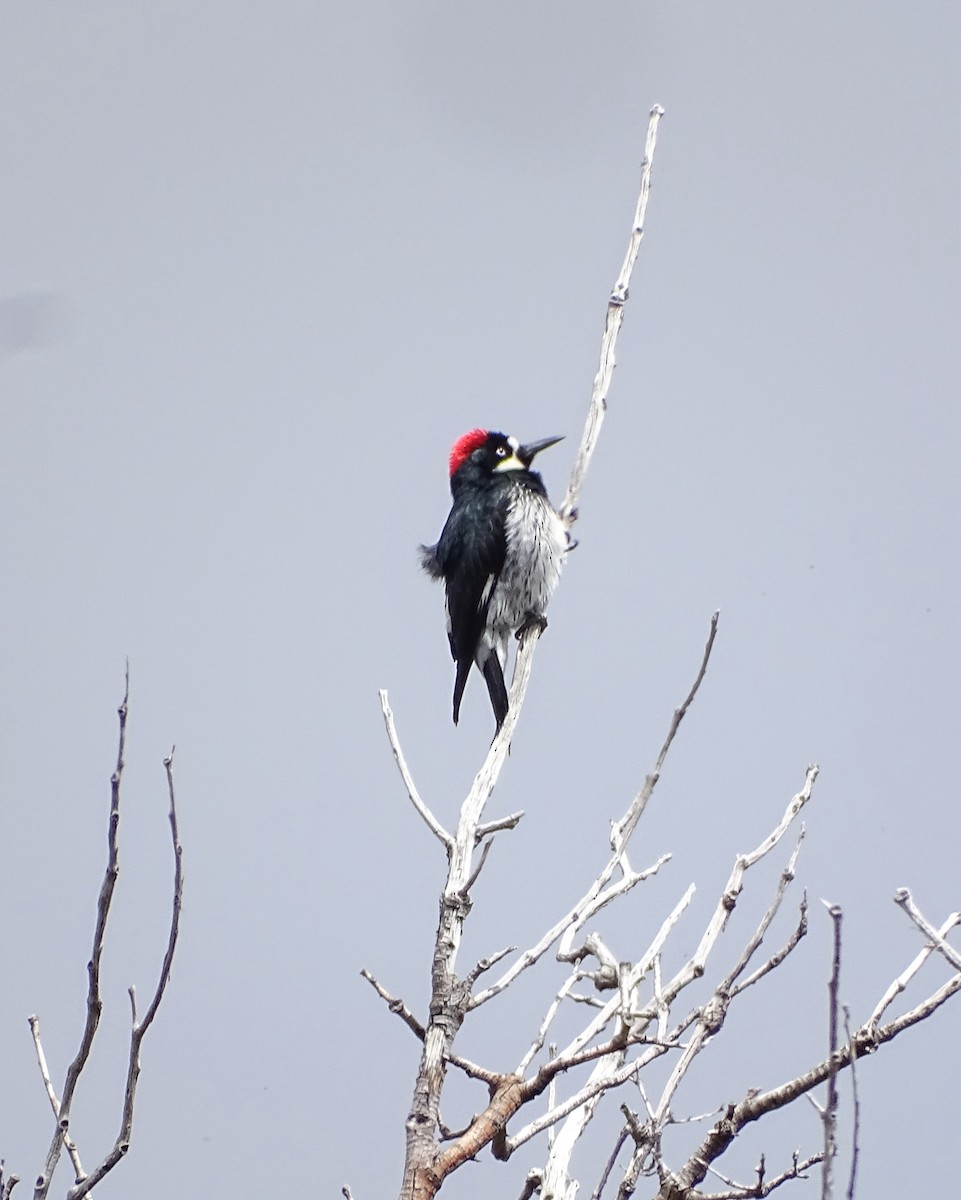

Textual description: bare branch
[27,1017,86,1186]
[506,772,817,1177]
[395,638,549,1194]
[462,838,494,894]
[361,969,425,1041]
[472,854,672,1010]
[614,1129,650,1200]
[466,612,718,1075]
[591,1124,631,1200]
[843,1008,860,1200]
[723,833,806,996]
[559,104,665,527]
[867,910,961,1030]
[658,956,961,1199]
[134,749,183,1037]
[591,767,816,1084]
[357,973,507,1088]
[464,947,514,990]
[379,690,454,850]
[546,1048,558,1152]
[475,811,524,842]
[821,902,843,1200]
[679,767,817,989]
[894,888,961,972]
[28,686,181,1200]
[34,673,130,1200]
[554,885,694,1066]
[695,1150,823,1199]
[730,893,808,1000]
[474,616,722,1009]
[67,747,184,1200]
[517,973,585,1076]
[1,1162,21,1200]
[611,611,719,855]
[515,1170,542,1200]
[506,1051,659,1156]
[443,1054,504,1087]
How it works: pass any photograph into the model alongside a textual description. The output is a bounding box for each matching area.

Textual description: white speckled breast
[485,489,567,657]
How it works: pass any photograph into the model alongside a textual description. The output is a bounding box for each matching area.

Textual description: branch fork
[20,678,183,1200]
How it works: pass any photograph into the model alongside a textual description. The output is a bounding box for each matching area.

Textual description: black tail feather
[482,655,509,732]
[452,657,472,725]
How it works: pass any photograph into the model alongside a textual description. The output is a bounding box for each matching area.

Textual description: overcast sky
[2,5,960,1198]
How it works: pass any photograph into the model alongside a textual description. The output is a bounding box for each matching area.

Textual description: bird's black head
[447,429,564,481]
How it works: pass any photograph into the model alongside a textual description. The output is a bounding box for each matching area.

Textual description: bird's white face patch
[493,438,524,473]
[493,455,523,472]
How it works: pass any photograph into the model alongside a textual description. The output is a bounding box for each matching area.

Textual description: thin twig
[515,1171,542,1200]
[821,903,843,1200]
[843,1007,860,1200]
[35,673,130,1200]
[730,893,808,1000]
[693,1151,823,1199]
[379,690,453,850]
[27,1017,86,1186]
[464,946,514,989]
[1,1162,21,1200]
[473,854,671,1011]
[866,910,961,1029]
[555,885,694,1066]
[505,1052,657,1156]
[893,888,961,972]
[67,747,184,1200]
[363,968,512,1089]
[461,838,494,894]
[517,973,584,1076]
[444,1054,504,1086]
[361,969,426,1040]
[680,767,817,987]
[559,104,665,526]
[591,1125,631,1200]
[722,832,805,996]
[475,811,524,842]
[611,612,719,854]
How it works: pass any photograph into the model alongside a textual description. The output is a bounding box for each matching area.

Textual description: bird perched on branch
[420,428,568,732]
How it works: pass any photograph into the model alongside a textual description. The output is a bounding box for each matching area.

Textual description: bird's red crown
[448,428,489,478]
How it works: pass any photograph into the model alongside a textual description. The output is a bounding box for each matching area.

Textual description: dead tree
[355,107,961,1200]
[0,676,182,1200]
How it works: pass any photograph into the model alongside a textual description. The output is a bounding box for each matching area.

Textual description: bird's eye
[495,446,507,457]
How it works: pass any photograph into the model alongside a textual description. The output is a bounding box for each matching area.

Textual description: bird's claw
[516,612,548,640]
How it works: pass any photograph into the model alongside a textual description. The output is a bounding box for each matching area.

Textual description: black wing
[427,487,508,724]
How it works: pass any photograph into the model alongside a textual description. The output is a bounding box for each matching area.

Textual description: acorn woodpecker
[420,428,567,732]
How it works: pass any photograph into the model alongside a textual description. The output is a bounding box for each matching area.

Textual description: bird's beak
[517,435,564,467]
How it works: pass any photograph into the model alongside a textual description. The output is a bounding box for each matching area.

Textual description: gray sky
[2,5,960,1197]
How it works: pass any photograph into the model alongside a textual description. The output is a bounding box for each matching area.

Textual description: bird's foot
[516,611,548,640]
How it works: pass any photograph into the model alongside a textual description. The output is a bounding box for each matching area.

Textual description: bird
[420,428,568,732]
